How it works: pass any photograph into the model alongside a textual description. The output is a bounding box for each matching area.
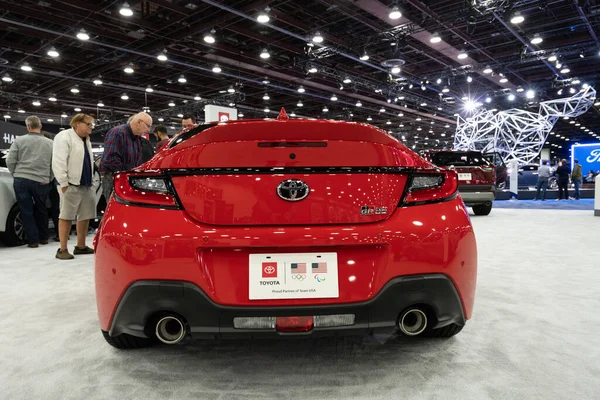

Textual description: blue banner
[572,143,600,176]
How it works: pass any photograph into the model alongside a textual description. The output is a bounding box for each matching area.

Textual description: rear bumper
[459,185,496,205]
[109,274,466,339]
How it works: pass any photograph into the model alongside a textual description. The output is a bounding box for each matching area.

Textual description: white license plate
[249,253,339,300]
[458,173,472,181]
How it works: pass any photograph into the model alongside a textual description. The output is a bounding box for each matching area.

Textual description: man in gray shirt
[6,116,54,247]
[534,160,551,201]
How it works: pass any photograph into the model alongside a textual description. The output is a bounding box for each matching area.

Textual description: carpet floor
[0,209,599,400]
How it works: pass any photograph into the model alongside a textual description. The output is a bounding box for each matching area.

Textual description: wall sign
[0,120,28,150]
[571,143,600,175]
[204,105,237,123]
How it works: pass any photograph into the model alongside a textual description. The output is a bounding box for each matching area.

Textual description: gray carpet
[1,209,599,400]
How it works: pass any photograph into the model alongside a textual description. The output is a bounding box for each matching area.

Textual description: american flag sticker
[311,262,327,273]
[290,263,307,273]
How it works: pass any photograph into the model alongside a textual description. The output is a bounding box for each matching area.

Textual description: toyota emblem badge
[277,179,310,201]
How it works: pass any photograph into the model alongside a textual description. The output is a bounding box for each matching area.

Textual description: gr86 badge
[360,205,388,215]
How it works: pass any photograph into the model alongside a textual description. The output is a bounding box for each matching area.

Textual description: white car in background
[0,150,104,246]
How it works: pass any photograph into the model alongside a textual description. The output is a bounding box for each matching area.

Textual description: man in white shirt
[52,113,99,260]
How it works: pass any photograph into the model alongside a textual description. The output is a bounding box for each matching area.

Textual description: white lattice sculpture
[454,86,596,164]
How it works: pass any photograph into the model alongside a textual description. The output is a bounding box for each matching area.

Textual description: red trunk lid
[145,119,429,226]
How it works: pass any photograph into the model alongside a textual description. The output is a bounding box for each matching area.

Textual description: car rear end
[94,118,477,347]
[426,151,496,215]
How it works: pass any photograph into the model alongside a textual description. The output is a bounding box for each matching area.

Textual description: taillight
[401,170,458,205]
[113,172,180,209]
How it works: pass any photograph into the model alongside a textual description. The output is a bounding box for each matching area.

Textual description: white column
[509,159,519,200]
[595,175,599,217]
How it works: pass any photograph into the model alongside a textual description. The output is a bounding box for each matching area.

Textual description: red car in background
[423,150,497,216]
[94,111,478,349]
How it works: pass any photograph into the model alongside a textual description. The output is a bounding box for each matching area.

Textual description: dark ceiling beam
[223,25,304,55]
[350,0,517,90]
[575,1,600,46]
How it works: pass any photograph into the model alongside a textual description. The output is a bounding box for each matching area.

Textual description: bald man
[99,112,153,199]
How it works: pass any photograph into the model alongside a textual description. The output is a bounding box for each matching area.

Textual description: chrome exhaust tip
[155,315,186,344]
[398,308,428,336]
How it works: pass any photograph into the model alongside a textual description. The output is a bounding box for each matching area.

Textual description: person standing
[99,112,153,200]
[52,113,98,259]
[555,159,571,201]
[6,116,53,247]
[154,125,170,152]
[570,159,582,200]
[534,160,551,201]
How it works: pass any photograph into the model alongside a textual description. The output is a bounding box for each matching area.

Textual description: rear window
[430,152,490,167]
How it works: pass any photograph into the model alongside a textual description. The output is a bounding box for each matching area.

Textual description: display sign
[248,252,339,300]
[204,105,237,123]
[0,120,28,150]
[572,143,600,175]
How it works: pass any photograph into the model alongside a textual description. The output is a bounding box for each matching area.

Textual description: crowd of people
[6,112,197,258]
[534,158,588,201]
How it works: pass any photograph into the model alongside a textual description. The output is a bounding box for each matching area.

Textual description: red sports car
[94,110,477,349]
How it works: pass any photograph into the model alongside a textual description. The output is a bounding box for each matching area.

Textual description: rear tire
[101,330,153,349]
[472,203,492,215]
[424,323,464,338]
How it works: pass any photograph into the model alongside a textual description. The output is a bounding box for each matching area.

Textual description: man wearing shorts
[52,113,98,260]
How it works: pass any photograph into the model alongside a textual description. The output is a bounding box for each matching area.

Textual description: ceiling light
[420,102,427,107]
[3,113,10,119]
[430,33,442,43]
[227,86,235,93]
[76,29,90,41]
[483,66,493,74]
[264,108,270,113]
[526,90,535,99]
[177,113,184,118]
[467,76,473,83]
[457,51,468,60]
[312,32,324,43]
[21,63,32,72]
[485,97,492,103]
[93,78,103,85]
[2,74,12,82]
[308,66,318,73]
[367,116,372,121]
[157,117,164,122]
[178,75,187,83]
[18,109,25,113]
[570,88,576,94]
[380,107,386,113]
[47,118,54,122]
[97,101,104,107]
[570,120,576,124]
[32,100,41,106]
[556,62,562,69]
[297,86,305,93]
[389,6,402,19]
[355,101,362,107]
[499,77,508,83]
[331,95,338,101]
[359,52,369,61]
[203,30,216,44]
[510,12,525,24]
[442,86,450,93]
[74,107,81,112]
[257,10,270,24]
[530,34,543,45]
[70,87,80,94]
[516,87,525,92]
[121,93,129,100]
[323,106,329,112]
[212,64,222,73]
[157,52,168,61]
[290,112,296,117]
[238,113,244,118]
[572,79,581,84]
[47,47,59,58]
[386,120,392,125]
[560,67,570,74]
[391,66,401,74]
[48,96,57,102]
[119,2,133,16]
[260,49,270,59]
[263,93,270,100]
[343,77,352,84]
[548,55,557,62]
[297,101,303,107]
[124,64,134,74]
[194,95,201,101]
[61,113,67,118]
[436,78,442,84]
[168,102,176,107]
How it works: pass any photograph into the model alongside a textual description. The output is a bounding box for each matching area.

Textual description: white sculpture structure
[454,86,596,164]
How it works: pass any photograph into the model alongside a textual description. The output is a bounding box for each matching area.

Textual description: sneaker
[28,243,39,248]
[56,248,74,260]
[73,245,95,255]
[40,240,49,245]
